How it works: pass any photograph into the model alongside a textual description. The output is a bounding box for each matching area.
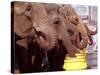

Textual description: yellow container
[63,49,87,70]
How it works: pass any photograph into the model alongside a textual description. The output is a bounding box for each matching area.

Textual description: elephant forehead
[33,22,50,31]
[33,16,50,28]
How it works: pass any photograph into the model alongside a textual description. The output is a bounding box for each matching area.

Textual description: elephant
[58,4,97,49]
[12,2,59,72]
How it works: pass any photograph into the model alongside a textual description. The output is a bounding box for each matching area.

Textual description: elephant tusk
[79,33,89,49]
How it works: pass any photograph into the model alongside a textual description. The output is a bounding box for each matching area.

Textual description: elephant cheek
[38,35,49,49]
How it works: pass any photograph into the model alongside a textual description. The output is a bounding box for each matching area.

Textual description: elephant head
[13,2,57,51]
[13,2,59,71]
[59,4,97,49]
[13,2,36,49]
[44,4,80,57]
[29,3,58,51]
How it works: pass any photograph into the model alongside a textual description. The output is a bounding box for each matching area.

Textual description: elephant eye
[72,18,79,25]
[54,20,60,24]
[68,29,74,36]
[53,18,60,24]
[26,5,32,12]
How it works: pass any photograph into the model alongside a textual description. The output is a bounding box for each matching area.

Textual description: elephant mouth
[78,33,93,45]
[37,31,48,49]
[79,33,82,42]
[74,32,92,49]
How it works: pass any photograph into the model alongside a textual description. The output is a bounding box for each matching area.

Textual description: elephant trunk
[57,15,79,57]
[58,24,79,57]
[34,25,58,51]
[76,20,89,49]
